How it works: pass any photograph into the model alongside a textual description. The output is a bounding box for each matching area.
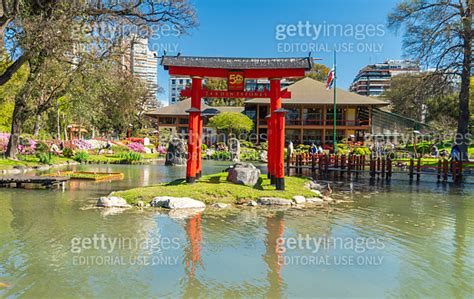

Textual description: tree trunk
[63,113,68,141]
[456,17,472,162]
[0,28,5,56]
[0,16,10,57]
[56,101,61,140]
[6,99,28,159]
[33,113,41,136]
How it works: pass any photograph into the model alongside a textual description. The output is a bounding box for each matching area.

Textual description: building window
[178,118,189,125]
[159,117,176,125]
[303,108,322,125]
[243,106,257,121]
[326,108,345,125]
[286,129,301,144]
[285,107,300,125]
[259,106,268,125]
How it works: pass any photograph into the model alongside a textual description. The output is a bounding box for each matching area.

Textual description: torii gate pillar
[185,76,202,183]
[270,78,286,190]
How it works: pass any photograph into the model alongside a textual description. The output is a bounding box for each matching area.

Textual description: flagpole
[333,50,337,154]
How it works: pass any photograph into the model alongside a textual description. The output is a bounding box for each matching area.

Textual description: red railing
[287,153,472,183]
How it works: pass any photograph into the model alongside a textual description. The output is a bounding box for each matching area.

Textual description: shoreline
[105,172,337,213]
[0,160,81,175]
[0,156,166,175]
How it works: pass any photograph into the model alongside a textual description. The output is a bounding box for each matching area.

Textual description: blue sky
[151,0,405,105]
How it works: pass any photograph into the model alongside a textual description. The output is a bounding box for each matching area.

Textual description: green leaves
[208,112,254,135]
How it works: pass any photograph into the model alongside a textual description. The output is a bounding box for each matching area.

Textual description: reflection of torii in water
[184,213,204,277]
[182,211,286,297]
[182,212,204,298]
[264,212,286,298]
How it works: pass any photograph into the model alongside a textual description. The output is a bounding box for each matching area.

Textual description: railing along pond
[287,153,472,183]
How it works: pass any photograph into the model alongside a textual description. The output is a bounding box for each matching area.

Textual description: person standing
[288,141,294,159]
[311,143,317,155]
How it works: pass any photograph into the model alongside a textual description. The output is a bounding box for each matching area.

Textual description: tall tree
[203,79,244,106]
[61,59,151,138]
[389,0,472,160]
[383,72,456,122]
[0,0,197,86]
[3,0,197,158]
[208,112,254,136]
[297,63,330,82]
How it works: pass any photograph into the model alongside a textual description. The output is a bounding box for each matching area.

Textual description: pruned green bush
[73,150,89,163]
[63,147,74,158]
[211,150,230,160]
[36,152,52,164]
[35,141,49,153]
[118,151,143,162]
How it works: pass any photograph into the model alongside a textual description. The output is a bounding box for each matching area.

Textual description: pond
[0,161,473,298]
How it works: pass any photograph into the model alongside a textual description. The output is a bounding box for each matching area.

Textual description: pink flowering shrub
[0,133,37,154]
[0,132,10,153]
[72,139,93,151]
[128,142,146,153]
[157,145,167,154]
[18,135,37,154]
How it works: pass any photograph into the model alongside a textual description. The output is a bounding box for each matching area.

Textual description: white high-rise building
[350,60,420,97]
[122,37,159,109]
[169,76,192,105]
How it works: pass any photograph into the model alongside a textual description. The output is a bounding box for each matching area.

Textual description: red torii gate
[161,56,312,190]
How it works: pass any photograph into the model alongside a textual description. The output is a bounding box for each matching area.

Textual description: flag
[326,67,335,90]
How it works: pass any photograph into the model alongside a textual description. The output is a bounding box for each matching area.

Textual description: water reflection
[263,212,285,298]
[0,162,473,298]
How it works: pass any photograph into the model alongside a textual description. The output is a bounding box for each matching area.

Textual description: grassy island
[114,172,316,205]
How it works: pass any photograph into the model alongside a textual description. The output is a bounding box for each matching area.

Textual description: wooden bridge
[0,176,70,188]
[287,153,473,183]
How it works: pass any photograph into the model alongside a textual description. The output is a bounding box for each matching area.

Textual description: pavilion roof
[161,56,313,70]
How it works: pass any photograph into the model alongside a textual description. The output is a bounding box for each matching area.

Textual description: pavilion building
[244,77,387,144]
[147,77,428,145]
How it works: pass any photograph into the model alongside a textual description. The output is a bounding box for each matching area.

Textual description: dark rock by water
[165,137,187,166]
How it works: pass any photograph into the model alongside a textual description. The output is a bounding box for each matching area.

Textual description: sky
[151,0,405,106]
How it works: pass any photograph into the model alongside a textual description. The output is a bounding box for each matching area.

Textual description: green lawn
[45,171,124,181]
[114,172,316,205]
[0,159,39,170]
[0,152,164,169]
[143,153,163,159]
[85,154,123,163]
[85,153,162,164]
[0,155,74,170]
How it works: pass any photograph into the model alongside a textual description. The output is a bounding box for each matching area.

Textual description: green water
[0,162,473,298]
